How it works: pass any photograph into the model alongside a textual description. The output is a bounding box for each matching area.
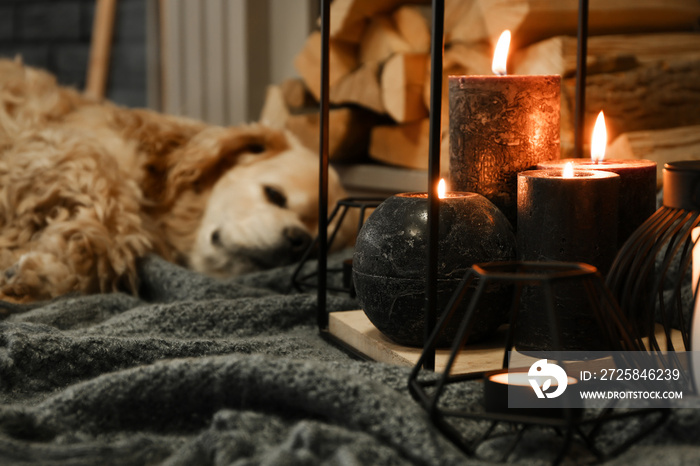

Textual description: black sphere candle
[353,189,516,347]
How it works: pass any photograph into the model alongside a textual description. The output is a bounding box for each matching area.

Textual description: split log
[423,43,492,127]
[259,85,290,130]
[330,60,386,114]
[369,119,450,175]
[443,42,493,76]
[285,107,379,163]
[513,33,700,77]
[359,15,412,63]
[259,85,375,163]
[561,58,700,156]
[294,31,358,101]
[381,52,429,123]
[444,0,488,45]
[515,33,700,156]
[329,0,429,43]
[608,126,700,187]
[392,5,431,53]
[478,0,700,49]
[280,78,316,110]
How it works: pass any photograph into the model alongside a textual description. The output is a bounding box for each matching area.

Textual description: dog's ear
[157,125,290,206]
[216,124,289,167]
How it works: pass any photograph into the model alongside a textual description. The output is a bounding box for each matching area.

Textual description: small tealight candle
[484,368,580,417]
[488,371,535,386]
[538,111,656,248]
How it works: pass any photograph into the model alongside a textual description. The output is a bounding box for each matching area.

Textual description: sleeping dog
[0,59,353,302]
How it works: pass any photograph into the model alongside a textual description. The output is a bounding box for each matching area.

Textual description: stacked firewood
[260,0,700,185]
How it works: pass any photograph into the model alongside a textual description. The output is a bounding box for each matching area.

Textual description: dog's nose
[211,229,223,247]
[283,226,312,259]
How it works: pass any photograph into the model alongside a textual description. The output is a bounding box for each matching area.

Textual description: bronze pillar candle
[449,74,561,228]
[516,168,620,351]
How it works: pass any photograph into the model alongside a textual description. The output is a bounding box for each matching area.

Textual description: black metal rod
[317,0,330,330]
[425,0,445,371]
[574,0,589,159]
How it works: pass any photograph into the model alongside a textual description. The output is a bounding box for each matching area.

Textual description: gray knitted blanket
[1,253,699,465]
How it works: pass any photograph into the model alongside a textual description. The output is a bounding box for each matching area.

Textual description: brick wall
[0,0,147,107]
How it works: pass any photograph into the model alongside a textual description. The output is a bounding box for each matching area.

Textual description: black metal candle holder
[291,197,383,295]
[407,261,668,464]
[308,0,445,369]
[308,0,671,462]
[311,0,595,352]
[607,161,700,351]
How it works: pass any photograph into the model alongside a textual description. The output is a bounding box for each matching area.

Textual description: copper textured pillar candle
[449,76,561,227]
[516,168,620,351]
[449,31,561,228]
[449,31,560,229]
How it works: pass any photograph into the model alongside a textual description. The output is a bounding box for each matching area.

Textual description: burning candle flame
[492,30,511,76]
[438,179,446,199]
[591,111,607,163]
[563,162,574,178]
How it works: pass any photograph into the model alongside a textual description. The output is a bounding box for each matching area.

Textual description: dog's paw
[4,263,18,280]
[1,252,76,302]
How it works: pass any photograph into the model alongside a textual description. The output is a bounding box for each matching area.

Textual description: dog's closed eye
[263,185,287,208]
[247,143,266,154]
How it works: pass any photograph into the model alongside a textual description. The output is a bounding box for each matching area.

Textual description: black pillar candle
[538,159,656,249]
[518,168,620,273]
[353,191,516,347]
[540,112,656,249]
[516,168,620,351]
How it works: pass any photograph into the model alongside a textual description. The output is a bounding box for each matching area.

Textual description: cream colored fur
[0,59,352,302]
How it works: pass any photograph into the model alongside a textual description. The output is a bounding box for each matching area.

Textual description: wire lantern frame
[311,0,594,359]
[407,261,668,464]
[308,0,677,462]
[607,161,700,352]
[291,197,383,294]
[310,0,444,367]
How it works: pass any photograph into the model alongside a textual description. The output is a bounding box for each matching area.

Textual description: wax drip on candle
[591,111,607,164]
[491,30,510,76]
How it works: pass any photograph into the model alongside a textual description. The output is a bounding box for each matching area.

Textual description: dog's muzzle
[283,226,312,262]
[209,225,312,270]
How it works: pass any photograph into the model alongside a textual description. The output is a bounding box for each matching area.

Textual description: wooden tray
[329,310,507,374]
[328,310,686,375]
